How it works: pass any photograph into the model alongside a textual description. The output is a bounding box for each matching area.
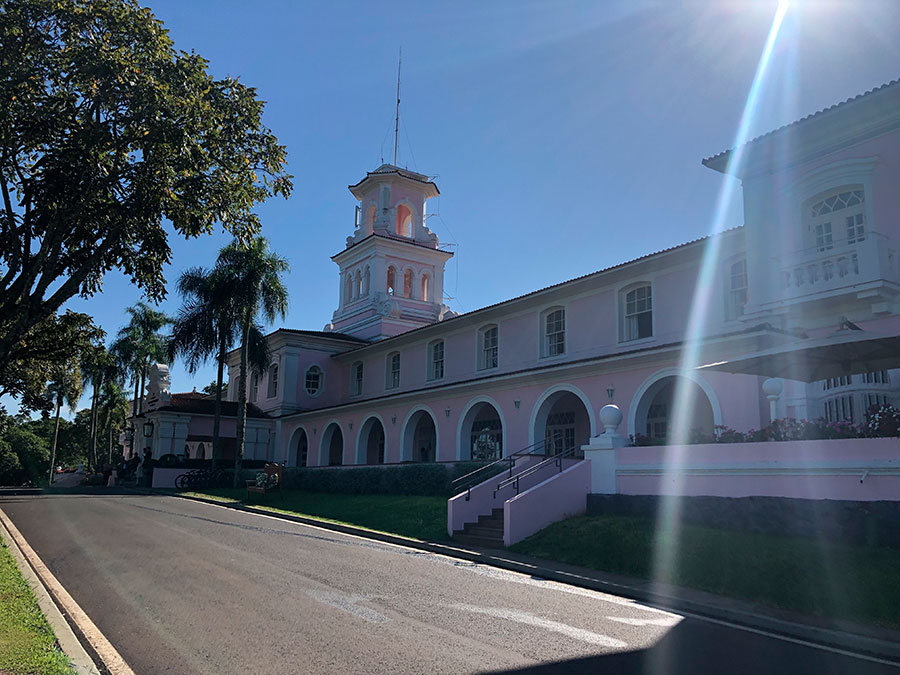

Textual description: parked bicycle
[174,467,231,490]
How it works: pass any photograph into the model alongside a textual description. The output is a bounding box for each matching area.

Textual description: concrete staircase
[452,508,505,548]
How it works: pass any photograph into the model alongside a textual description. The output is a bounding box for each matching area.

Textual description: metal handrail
[451,439,548,500]
[493,446,581,498]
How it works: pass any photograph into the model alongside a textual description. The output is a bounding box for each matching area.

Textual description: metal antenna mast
[393,47,402,166]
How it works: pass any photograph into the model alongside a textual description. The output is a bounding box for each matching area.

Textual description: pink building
[141,80,900,544]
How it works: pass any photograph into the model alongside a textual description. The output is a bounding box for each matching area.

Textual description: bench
[245,463,284,501]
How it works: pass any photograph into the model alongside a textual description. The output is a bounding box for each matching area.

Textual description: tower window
[386,352,401,389]
[421,274,430,302]
[387,266,396,296]
[428,340,444,381]
[351,361,364,396]
[396,204,413,237]
[403,269,413,298]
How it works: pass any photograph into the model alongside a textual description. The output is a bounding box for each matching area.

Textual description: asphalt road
[1,494,896,675]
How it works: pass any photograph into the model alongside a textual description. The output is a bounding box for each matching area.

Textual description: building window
[251,373,259,402]
[624,285,653,341]
[809,188,865,251]
[862,370,889,385]
[421,274,430,302]
[542,308,565,357]
[479,324,498,370]
[866,393,891,410]
[386,352,401,389]
[267,364,278,398]
[396,203,413,237]
[726,259,748,320]
[354,270,362,299]
[428,340,444,381]
[345,274,353,303]
[824,395,854,423]
[351,361,364,396]
[305,365,323,396]
[386,266,396,296]
[363,266,370,296]
[403,269,413,298]
[823,376,852,390]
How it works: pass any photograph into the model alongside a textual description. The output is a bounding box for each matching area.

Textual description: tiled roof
[703,78,900,165]
[155,393,271,419]
[274,328,368,344]
[348,164,437,190]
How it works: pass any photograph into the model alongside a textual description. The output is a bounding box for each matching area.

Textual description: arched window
[386,352,401,389]
[367,204,376,227]
[345,273,353,303]
[541,307,565,357]
[386,266,396,295]
[354,270,362,299]
[808,187,865,252]
[251,373,259,402]
[622,285,652,341]
[479,324,499,370]
[267,363,278,398]
[305,365,323,396]
[351,361,364,396]
[428,340,444,381]
[396,204,413,237]
[197,442,205,459]
[421,274,430,302]
[726,258,748,320]
[403,269,413,298]
[363,266,370,296]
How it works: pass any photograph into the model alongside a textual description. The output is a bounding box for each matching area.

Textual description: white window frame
[386,352,401,389]
[726,258,748,321]
[251,373,259,402]
[540,307,566,359]
[428,340,445,381]
[807,187,866,252]
[351,361,364,396]
[478,324,499,370]
[621,283,653,342]
[304,365,324,398]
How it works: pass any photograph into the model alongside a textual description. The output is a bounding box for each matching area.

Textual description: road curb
[0,507,101,675]
[0,508,135,675]
[175,492,900,665]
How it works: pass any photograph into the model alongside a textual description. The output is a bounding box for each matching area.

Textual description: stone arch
[401,406,439,462]
[396,202,414,237]
[289,425,309,467]
[402,267,415,299]
[529,384,595,456]
[457,396,505,460]
[355,415,386,465]
[386,265,397,296]
[420,273,430,302]
[319,421,344,466]
[628,369,721,440]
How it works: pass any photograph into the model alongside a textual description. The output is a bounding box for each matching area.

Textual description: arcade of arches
[404,410,437,462]
[533,390,591,458]
[634,376,714,442]
[460,402,503,460]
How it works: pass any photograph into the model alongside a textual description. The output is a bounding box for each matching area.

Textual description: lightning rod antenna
[393,47,401,166]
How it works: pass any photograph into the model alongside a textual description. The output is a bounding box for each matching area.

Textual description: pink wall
[616,437,900,501]
[504,460,591,546]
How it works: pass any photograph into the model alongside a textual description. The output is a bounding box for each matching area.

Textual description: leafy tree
[169,265,238,466]
[81,344,117,470]
[2,426,48,485]
[0,311,101,413]
[0,0,292,366]
[45,360,82,483]
[0,438,23,485]
[202,380,227,398]
[218,238,287,485]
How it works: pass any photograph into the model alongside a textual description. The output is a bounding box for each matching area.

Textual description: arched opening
[403,268,413,298]
[183,444,191,459]
[367,204,376,227]
[292,427,309,467]
[363,266,370,296]
[459,401,503,460]
[634,376,714,443]
[403,409,437,462]
[421,274,430,302]
[357,417,386,465]
[354,270,362,299]
[386,266,396,296]
[197,442,206,460]
[321,423,344,466]
[532,389,591,457]
[345,274,353,303]
[396,203,413,237]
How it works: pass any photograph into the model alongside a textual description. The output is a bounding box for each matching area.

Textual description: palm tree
[96,379,129,465]
[111,303,170,456]
[81,345,117,471]
[218,237,288,486]
[168,265,239,466]
[47,362,83,484]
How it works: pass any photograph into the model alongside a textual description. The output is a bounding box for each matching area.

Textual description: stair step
[492,508,504,518]
[477,514,503,526]
[452,533,505,549]
[464,524,503,538]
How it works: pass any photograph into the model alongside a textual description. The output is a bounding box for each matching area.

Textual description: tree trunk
[138,360,147,416]
[88,376,101,470]
[212,332,226,468]
[129,369,140,459]
[48,394,62,485]
[108,422,114,464]
[233,317,250,487]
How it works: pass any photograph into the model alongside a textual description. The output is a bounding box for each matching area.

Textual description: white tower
[326,164,455,340]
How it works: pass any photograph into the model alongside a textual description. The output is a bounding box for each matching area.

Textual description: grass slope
[511,515,900,629]
[186,489,449,541]
[0,541,72,674]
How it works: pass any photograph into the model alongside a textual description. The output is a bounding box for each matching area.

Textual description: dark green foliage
[0,427,48,485]
[0,439,24,485]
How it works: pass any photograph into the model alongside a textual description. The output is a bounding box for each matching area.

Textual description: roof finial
[393,47,402,166]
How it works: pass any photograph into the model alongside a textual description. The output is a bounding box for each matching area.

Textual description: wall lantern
[606,384,615,403]
[514,399,520,410]
[391,415,397,425]
[348,421,353,430]
[142,420,154,438]
[445,407,451,418]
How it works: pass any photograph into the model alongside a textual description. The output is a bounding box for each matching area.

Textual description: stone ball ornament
[762,378,783,398]
[599,404,623,434]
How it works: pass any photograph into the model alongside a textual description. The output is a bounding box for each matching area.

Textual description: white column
[581,405,626,494]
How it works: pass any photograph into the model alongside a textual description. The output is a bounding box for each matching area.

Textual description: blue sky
[53,0,900,410]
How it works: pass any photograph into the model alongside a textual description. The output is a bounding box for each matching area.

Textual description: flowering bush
[627,405,900,445]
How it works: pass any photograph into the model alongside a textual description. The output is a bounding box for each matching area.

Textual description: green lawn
[510,515,900,629]
[0,541,73,675]
[184,489,449,541]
